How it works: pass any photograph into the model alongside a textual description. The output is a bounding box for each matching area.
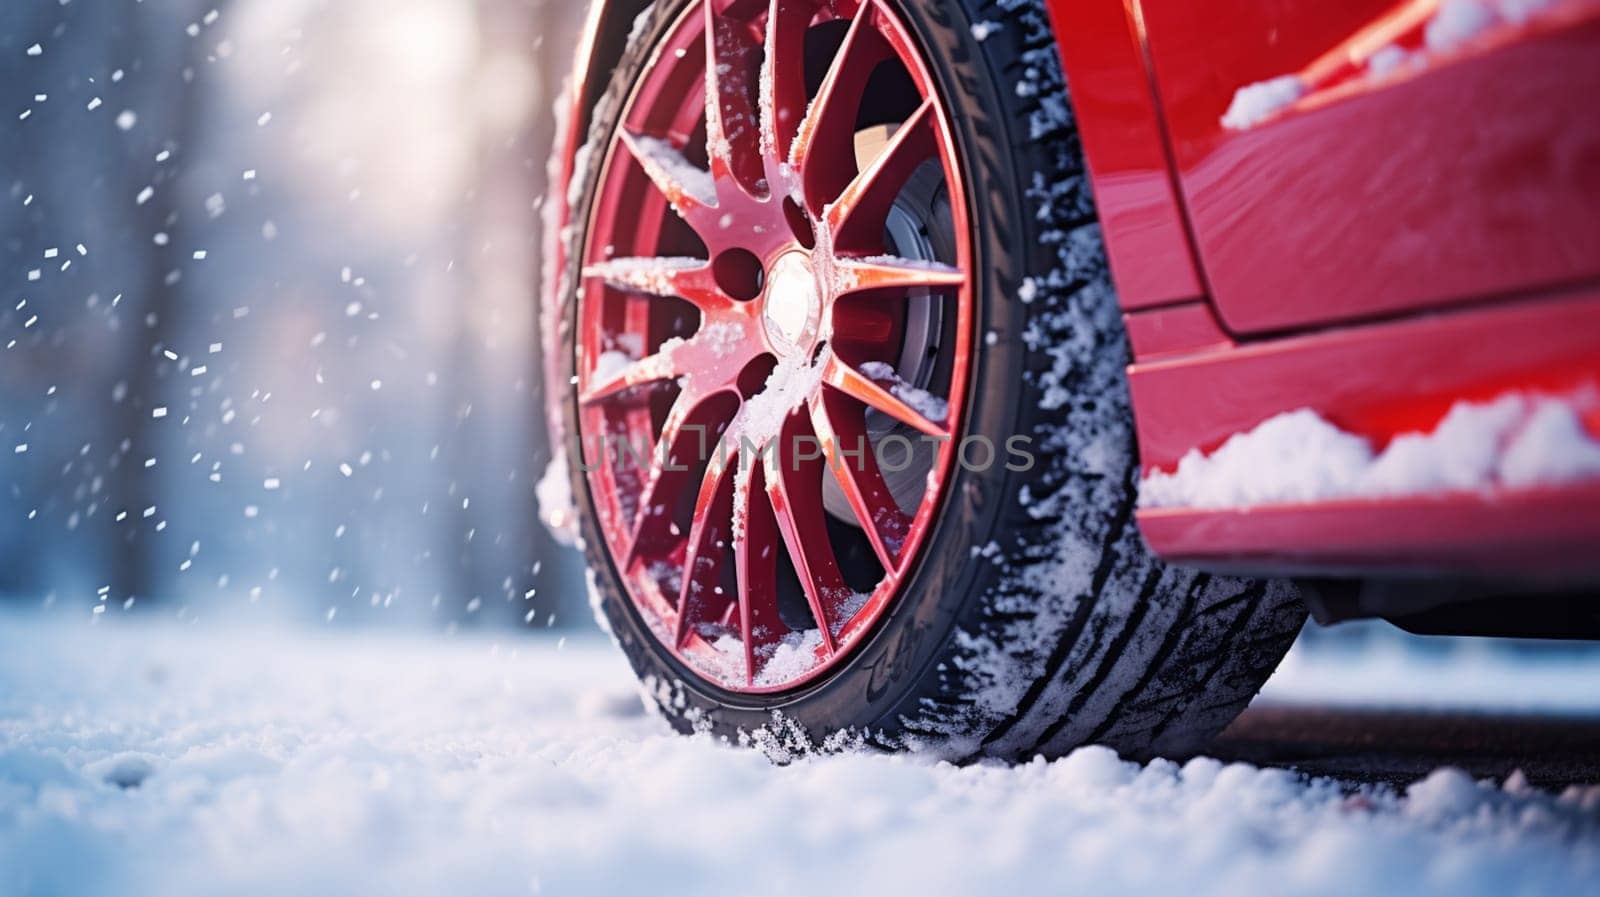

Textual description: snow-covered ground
[3,614,1598,897]
[1263,623,1600,715]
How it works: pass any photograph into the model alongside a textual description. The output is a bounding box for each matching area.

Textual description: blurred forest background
[0,0,590,628]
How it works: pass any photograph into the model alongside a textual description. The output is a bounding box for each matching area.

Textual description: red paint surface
[1138,0,1600,334]
[1123,301,1232,359]
[1139,481,1600,579]
[1130,286,1600,575]
[1046,0,1204,309]
[1130,287,1600,472]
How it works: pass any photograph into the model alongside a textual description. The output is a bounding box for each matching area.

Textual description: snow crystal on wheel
[583,255,704,295]
[859,361,949,423]
[629,134,717,207]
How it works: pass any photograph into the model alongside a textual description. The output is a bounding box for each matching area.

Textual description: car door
[1135,0,1600,334]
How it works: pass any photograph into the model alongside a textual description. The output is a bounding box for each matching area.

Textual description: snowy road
[2,614,1599,897]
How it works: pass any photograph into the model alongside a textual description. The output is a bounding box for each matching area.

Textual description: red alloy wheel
[575,0,973,692]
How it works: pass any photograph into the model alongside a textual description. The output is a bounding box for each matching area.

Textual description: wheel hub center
[761,252,818,352]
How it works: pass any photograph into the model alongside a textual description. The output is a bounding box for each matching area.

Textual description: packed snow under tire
[559,0,1307,761]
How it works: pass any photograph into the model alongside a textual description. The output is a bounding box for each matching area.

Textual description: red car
[538,0,1600,759]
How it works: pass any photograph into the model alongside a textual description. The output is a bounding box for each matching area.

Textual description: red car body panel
[1139,0,1600,335]
[1122,300,1231,359]
[1128,288,1600,472]
[1043,0,1600,578]
[1043,0,1205,309]
[1140,481,1600,579]
[548,0,1600,581]
[1129,287,1600,575]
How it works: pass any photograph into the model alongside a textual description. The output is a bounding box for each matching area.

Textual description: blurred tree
[118,0,236,603]
[443,0,589,628]
[0,0,589,628]
[0,0,208,604]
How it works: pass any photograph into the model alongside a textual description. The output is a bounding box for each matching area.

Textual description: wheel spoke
[732,456,791,684]
[624,392,718,566]
[788,1,890,213]
[762,413,852,652]
[582,256,724,308]
[809,391,911,573]
[583,311,757,405]
[583,257,733,322]
[618,130,719,233]
[704,0,766,195]
[833,254,964,296]
[822,99,939,249]
[673,454,736,648]
[822,353,948,438]
[760,0,811,166]
[580,348,685,405]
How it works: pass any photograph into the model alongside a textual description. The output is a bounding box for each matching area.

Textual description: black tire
[559,0,1306,761]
